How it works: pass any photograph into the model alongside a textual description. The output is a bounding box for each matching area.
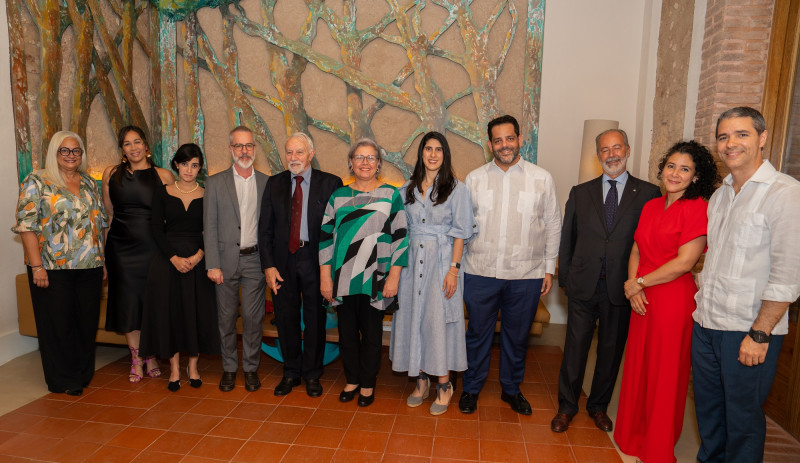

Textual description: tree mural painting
[9,0,545,183]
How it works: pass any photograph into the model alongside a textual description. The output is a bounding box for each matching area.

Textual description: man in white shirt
[692,106,800,462]
[204,126,268,393]
[458,115,561,415]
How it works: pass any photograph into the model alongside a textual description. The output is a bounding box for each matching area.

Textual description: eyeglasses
[352,155,378,164]
[231,143,256,152]
[58,147,83,157]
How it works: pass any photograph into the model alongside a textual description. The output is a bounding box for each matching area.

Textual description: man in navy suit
[551,129,660,433]
[259,133,342,397]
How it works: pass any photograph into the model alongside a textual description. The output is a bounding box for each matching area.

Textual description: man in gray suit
[204,126,268,392]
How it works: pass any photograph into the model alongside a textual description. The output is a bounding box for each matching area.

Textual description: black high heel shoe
[167,380,180,392]
[187,367,202,388]
[339,386,360,403]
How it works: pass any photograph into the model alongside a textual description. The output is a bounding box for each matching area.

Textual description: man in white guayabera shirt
[458,115,561,416]
[692,106,800,463]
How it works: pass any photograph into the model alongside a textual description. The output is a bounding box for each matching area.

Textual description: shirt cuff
[761,283,800,304]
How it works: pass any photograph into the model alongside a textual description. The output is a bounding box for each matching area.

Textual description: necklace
[351,185,377,208]
[174,181,199,194]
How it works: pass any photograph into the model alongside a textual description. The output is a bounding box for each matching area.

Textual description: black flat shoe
[167,380,181,392]
[219,371,236,392]
[339,387,360,403]
[501,391,532,415]
[305,378,323,397]
[458,391,478,414]
[357,392,374,407]
[273,377,301,396]
[64,388,83,396]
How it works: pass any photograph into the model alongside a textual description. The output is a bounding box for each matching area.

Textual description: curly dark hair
[657,140,720,201]
[110,125,154,186]
[406,131,457,206]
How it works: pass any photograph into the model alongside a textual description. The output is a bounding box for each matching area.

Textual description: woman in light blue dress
[390,131,476,415]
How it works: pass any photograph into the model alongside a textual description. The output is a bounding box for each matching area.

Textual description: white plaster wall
[0,0,666,360]
[0,0,39,365]
[538,0,659,322]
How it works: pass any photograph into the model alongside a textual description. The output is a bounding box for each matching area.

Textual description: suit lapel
[589,176,606,229]
[222,168,241,223]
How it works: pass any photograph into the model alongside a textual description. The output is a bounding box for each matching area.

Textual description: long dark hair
[110,126,153,186]
[406,131,457,206]
[657,140,720,201]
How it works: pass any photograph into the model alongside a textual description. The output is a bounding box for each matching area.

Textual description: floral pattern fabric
[12,171,107,269]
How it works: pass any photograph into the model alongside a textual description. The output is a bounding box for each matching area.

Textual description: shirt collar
[723,159,776,187]
[489,158,525,173]
[232,165,255,181]
[291,166,312,185]
[603,170,629,187]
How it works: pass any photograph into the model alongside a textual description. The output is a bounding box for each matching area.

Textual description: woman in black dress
[140,144,219,391]
[102,126,174,383]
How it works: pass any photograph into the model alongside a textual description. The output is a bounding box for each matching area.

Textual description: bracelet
[30,264,42,269]
[33,267,45,273]
[447,270,458,277]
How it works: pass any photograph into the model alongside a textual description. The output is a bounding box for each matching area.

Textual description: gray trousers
[215,253,266,373]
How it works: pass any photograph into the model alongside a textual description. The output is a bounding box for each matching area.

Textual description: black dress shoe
[64,388,83,396]
[501,392,532,415]
[273,377,301,396]
[244,371,261,392]
[589,410,613,432]
[339,387,360,402]
[357,392,374,407]
[219,371,236,392]
[305,378,323,397]
[458,391,478,414]
[167,380,181,392]
[550,413,574,433]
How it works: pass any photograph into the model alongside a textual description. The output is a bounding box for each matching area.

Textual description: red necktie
[289,176,303,253]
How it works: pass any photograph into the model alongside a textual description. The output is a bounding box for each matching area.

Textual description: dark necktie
[289,176,303,253]
[605,180,618,230]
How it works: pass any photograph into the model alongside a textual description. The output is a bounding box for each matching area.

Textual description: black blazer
[558,174,661,305]
[258,169,343,272]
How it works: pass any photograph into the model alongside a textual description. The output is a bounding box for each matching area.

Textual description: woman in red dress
[614,141,719,463]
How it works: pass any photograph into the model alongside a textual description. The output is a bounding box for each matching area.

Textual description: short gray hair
[229,125,253,145]
[716,106,766,137]
[347,138,384,176]
[287,132,314,152]
[595,129,629,153]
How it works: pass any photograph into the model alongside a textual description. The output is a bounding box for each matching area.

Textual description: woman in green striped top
[320,138,408,407]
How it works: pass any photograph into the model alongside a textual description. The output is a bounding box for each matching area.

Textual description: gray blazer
[203,166,268,279]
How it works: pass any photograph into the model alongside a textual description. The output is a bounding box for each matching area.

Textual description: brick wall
[693,0,775,150]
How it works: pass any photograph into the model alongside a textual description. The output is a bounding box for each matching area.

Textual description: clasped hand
[624,278,648,315]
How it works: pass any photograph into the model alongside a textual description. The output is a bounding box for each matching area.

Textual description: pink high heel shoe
[128,346,143,383]
[145,356,161,378]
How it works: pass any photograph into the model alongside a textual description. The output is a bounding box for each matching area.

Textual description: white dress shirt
[463,158,561,280]
[694,160,800,335]
[233,167,259,248]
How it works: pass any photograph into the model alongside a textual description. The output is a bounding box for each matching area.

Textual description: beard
[234,155,254,170]
[288,161,306,175]
[493,147,519,165]
[602,156,627,177]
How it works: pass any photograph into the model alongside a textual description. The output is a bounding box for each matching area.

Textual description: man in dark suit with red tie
[258,133,342,397]
[551,129,660,433]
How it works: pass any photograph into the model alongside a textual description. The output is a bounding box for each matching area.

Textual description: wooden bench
[16,274,550,347]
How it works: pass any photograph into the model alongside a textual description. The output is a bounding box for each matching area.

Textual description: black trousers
[27,266,103,392]
[337,295,384,388]
[557,279,631,415]
[273,245,326,380]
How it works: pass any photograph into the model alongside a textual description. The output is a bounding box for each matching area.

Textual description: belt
[297,240,309,248]
[240,245,259,255]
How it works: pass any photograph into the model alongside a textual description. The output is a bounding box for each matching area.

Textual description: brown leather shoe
[550,413,573,433]
[589,410,613,432]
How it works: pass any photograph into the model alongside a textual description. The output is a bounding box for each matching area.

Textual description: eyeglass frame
[57,147,84,157]
[230,143,256,152]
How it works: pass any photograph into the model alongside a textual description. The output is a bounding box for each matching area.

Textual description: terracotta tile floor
[0,345,624,462]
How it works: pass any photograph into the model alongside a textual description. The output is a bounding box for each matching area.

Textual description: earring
[122,154,128,163]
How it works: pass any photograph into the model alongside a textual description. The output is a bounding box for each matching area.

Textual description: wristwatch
[451,262,461,269]
[636,277,646,288]
[748,328,772,343]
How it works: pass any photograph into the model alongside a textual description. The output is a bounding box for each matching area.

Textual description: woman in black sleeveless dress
[102,126,174,383]
[140,144,219,391]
